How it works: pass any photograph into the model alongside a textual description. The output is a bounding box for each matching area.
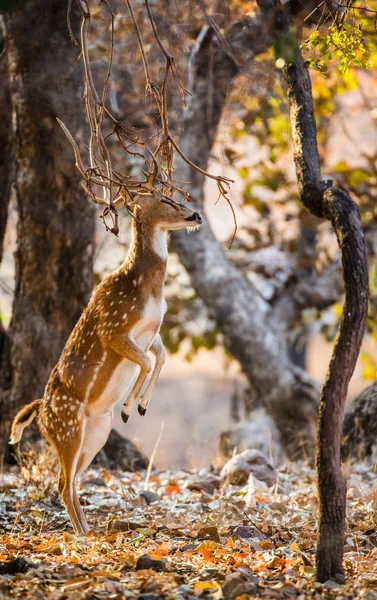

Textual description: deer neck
[122,219,168,291]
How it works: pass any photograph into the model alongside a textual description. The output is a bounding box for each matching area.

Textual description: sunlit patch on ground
[1,461,377,599]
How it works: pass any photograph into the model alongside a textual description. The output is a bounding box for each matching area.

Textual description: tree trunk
[0,0,95,461]
[0,18,13,363]
[0,18,12,267]
[316,188,368,583]
[171,8,320,460]
[283,53,369,584]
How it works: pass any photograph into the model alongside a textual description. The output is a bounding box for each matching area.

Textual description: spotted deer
[10,194,202,535]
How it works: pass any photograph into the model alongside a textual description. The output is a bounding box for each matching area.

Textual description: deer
[9,192,202,535]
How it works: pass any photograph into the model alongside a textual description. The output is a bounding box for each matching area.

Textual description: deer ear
[122,192,141,218]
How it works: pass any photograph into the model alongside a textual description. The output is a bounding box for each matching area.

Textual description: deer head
[125,194,203,231]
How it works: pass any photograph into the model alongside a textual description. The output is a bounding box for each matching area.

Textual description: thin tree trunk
[0,0,95,461]
[316,188,368,582]
[283,53,369,583]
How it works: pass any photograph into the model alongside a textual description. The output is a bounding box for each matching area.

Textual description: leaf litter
[1,459,377,599]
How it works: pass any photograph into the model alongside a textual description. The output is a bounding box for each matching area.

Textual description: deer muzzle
[186,212,202,225]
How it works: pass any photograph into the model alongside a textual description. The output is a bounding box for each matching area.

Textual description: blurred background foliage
[1,0,377,467]
[3,1,377,378]
[152,1,377,375]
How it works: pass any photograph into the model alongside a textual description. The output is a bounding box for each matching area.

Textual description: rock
[180,543,199,553]
[93,429,148,471]
[245,473,269,504]
[219,408,285,462]
[220,449,277,486]
[139,490,159,505]
[0,557,37,574]
[82,477,107,487]
[196,526,221,543]
[107,520,144,532]
[187,476,221,495]
[222,572,258,599]
[135,554,167,572]
[232,525,265,541]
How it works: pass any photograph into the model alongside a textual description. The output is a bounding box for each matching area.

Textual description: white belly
[86,296,167,417]
[87,327,158,416]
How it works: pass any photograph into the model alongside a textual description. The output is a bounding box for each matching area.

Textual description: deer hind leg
[57,469,85,534]
[39,393,87,534]
[138,334,166,417]
[57,420,87,535]
[54,407,113,535]
[75,411,113,481]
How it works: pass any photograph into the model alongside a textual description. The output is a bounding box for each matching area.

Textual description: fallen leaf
[165,485,181,495]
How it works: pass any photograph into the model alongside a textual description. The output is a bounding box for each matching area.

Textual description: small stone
[0,558,37,575]
[324,580,342,590]
[232,525,259,540]
[197,526,221,543]
[220,449,277,486]
[82,477,107,487]
[187,477,221,495]
[107,520,143,532]
[135,554,167,572]
[222,572,258,600]
[139,490,159,505]
[180,543,199,553]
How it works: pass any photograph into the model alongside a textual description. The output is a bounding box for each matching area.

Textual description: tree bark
[0,0,95,461]
[283,53,369,584]
[171,2,324,459]
[316,188,368,583]
[0,18,13,363]
[0,18,12,267]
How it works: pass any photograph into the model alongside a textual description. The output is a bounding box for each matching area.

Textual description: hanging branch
[59,0,234,237]
[142,0,235,234]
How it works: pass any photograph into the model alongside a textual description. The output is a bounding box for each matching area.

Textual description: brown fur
[10,398,42,443]
[10,194,202,534]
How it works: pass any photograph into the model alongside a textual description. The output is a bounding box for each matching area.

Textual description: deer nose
[193,212,202,224]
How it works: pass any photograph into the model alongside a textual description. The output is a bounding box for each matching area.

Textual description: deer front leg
[109,334,152,423]
[138,334,166,417]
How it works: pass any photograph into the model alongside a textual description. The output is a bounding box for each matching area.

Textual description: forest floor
[1,453,377,600]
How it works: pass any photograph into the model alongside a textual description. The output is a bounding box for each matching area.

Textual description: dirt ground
[1,458,377,599]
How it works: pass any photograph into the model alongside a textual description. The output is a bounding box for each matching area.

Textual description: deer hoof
[138,405,146,417]
[121,412,129,424]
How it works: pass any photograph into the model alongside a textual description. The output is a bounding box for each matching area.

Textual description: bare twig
[144,421,164,490]
[197,0,241,70]
[67,0,79,47]
[59,0,234,237]
[144,0,173,64]
[125,0,152,87]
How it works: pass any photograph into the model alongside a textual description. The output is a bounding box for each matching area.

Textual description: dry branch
[58,0,234,237]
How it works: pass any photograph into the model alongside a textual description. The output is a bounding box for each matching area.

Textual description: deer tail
[9,399,42,445]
